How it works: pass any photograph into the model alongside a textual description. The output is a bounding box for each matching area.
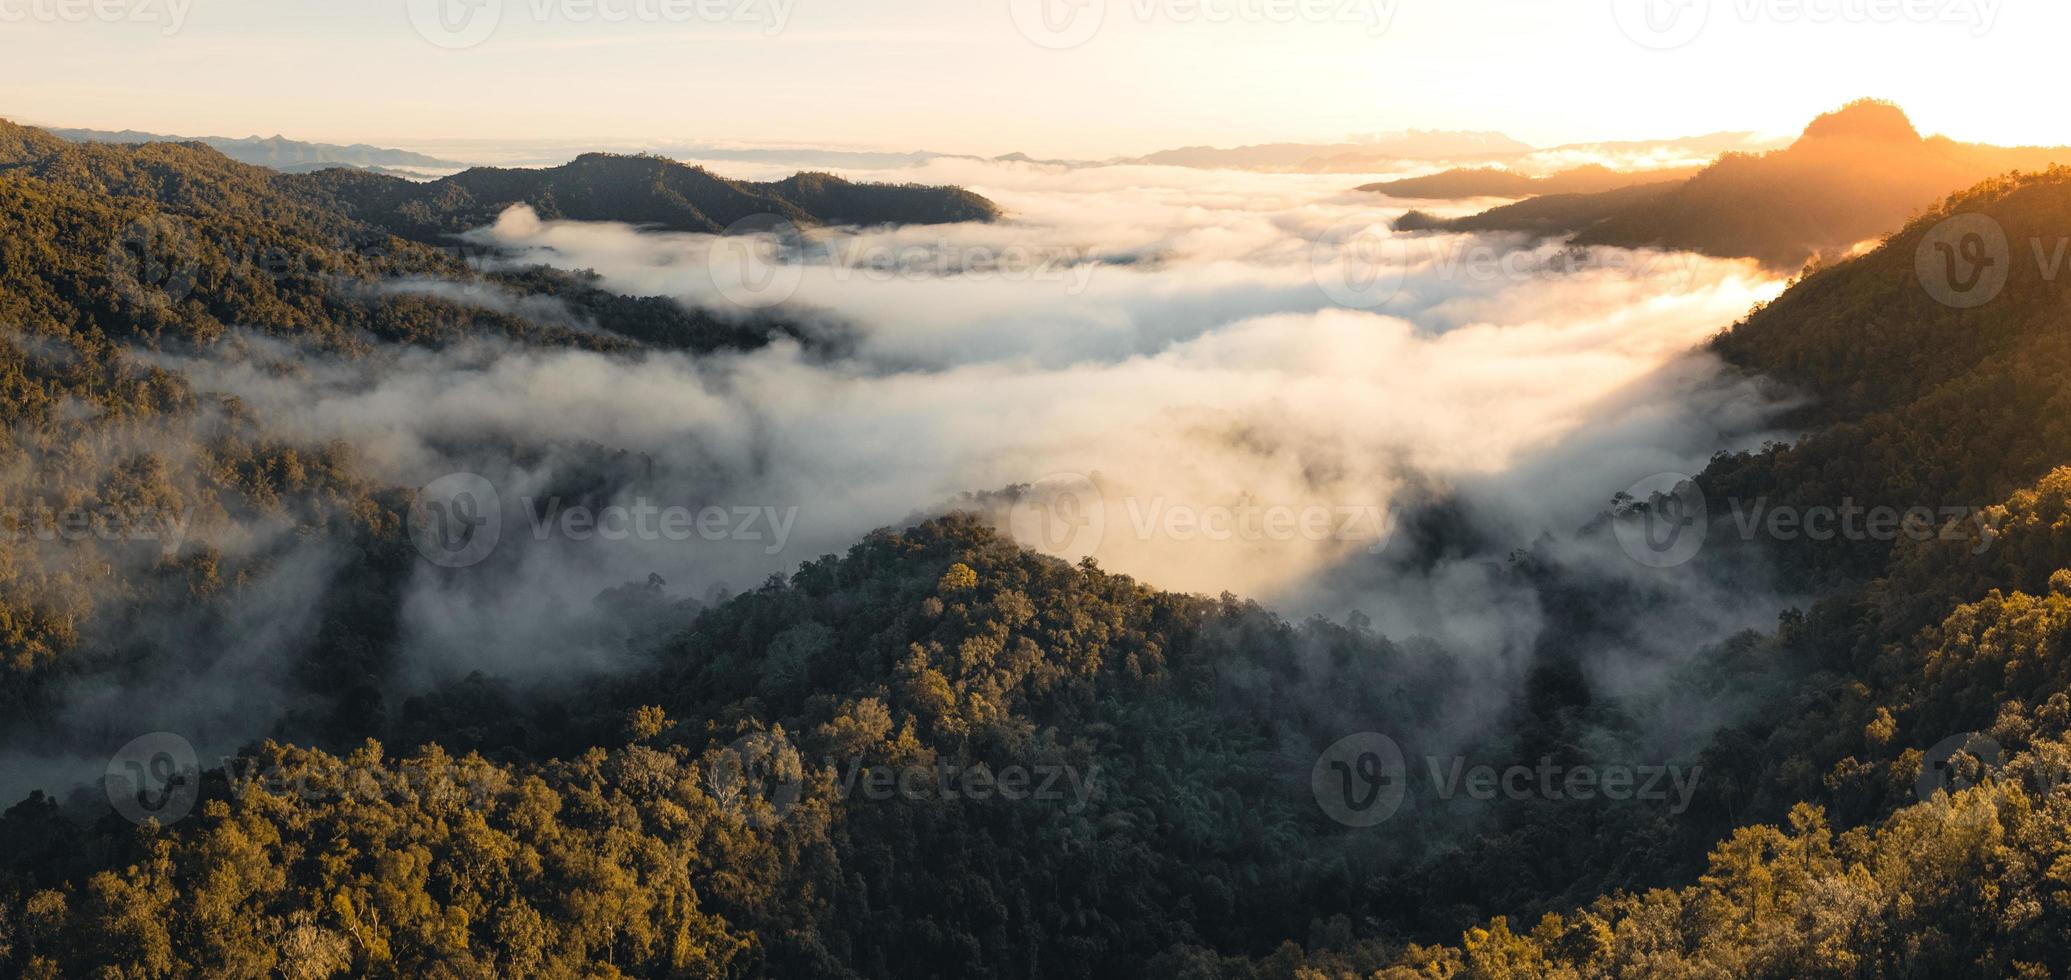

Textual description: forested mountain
[1394,180,1682,237]
[13,107,2071,978]
[1397,100,2071,270]
[1325,160,2071,976]
[0,118,916,738]
[1360,163,1699,200]
[288,153,1002,244]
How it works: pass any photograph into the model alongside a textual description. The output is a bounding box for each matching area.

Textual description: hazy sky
[0,0,2044,158]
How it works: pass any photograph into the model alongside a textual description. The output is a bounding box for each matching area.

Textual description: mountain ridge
[45,125,462,172]
[1395,99,2071,269]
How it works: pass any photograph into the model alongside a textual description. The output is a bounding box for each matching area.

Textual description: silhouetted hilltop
[1395,180,1680,235]
[1363,162,1700,199]
[288,151,1002,243]
[1398,100,2071,269]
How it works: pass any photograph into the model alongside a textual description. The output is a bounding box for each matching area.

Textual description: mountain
[46,125,461,172]
[1395,100,2071,269]
[0,118,915,364]
[287,152,1002,243]
[1123,130,1776,175]
[1361,162,1701,199]
[1394,179,1683,235]
[1333,161,2071,978]
[18,111,2071,977]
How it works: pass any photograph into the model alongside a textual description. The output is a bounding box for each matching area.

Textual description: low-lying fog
[11,158,1797,801]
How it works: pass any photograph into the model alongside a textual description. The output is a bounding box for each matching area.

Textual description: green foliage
[16,117,2071,979]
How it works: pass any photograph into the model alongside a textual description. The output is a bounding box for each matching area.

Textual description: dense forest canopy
[7,107,2071,980]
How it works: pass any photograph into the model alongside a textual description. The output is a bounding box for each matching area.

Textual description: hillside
[1311,160,2071,979]
[1398,100,2071,269]
[1396,180,1681,236]
[288,152,1002,243]
[16,119,2071,978]
[1361,162,1699,200]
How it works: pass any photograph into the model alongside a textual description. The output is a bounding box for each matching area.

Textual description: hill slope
[1361,162,1700,200]
[17,121,2071,979]
[287,152,1002,243]
[1400,100,2071,270]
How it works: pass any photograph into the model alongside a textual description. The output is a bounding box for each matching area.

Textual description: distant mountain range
[35,121,1777,182]
[1122,131,1532,171]
[1394,100,2071,270]
[1105,130,1778,175]
[1361,163,1702,199]
[635,130,1773,177]
[45,126,462,174]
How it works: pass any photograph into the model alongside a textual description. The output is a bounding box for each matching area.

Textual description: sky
[0,0,2047,160]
